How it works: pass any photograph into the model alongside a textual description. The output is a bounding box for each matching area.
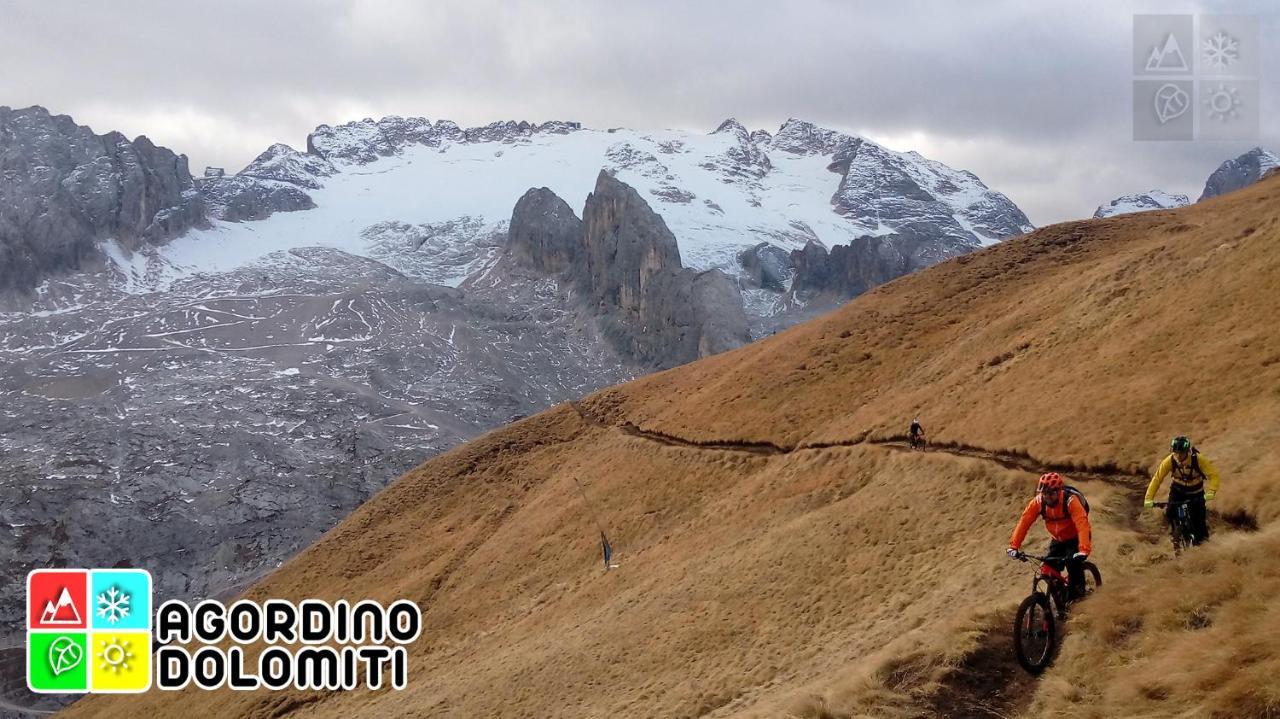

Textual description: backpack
[1041,485,1090,519]
[1172,449,1207,482]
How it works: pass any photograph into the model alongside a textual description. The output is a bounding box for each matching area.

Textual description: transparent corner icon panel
[1132,14,1260,141]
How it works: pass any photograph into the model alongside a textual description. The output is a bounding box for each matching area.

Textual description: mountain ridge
[0,104,1036,308]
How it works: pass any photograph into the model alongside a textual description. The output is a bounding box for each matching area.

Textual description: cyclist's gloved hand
[1006,548,1020,559]
[1143,499,1155,509]
[1205,490,1217,502]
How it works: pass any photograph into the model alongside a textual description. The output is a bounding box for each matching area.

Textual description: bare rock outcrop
[504,171,750,368]
[504,187,584,275]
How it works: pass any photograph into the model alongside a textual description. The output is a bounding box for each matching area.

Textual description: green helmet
[1170,435,1192,453]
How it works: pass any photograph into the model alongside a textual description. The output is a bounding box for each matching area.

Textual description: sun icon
[97,637,134,673]
[1204,84,1242,122]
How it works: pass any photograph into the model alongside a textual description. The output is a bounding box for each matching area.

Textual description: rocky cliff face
[579,171,685,310]
[198,176,316,222]
[504,187,584,275]
[504,171,750,368]
[0,105,205,293]
[691,269,751,357]
[1199,147,1278,201]
[822,132,1032,253]
[738,242,794,292]
[742,118,1032,306]
[579,171,750,368]
[787,234,921,306]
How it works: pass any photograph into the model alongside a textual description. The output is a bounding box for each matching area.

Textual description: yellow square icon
[89,632,151,692]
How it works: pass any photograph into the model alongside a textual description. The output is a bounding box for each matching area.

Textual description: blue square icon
[89,570,151,631]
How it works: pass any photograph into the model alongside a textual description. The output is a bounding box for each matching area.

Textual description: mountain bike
[1154,500,1198,555]
[1010,551,1102,674]
[909,434,925,451]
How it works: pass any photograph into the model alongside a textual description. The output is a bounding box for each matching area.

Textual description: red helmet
[1037,472,1064,492]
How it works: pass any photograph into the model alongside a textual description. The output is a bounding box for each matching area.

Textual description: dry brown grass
[1030,527,1280,719]
[65,177,1280,718]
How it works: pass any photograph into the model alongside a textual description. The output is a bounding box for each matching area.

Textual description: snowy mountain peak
[712,118,750,137]
[771,118,858,156]
[1093,190,1190,218]
[827,131,1032,246]
[239,143,336,189]
[705,119,772,180]
[1199,146,1279,201]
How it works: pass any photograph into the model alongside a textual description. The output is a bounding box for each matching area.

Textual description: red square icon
[28,570,88,630]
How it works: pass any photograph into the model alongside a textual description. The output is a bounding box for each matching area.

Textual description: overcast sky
[2,0,1276,225]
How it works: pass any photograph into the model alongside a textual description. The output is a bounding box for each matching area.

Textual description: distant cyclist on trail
[1007,473,1093,599]
[908,418,925,449]
[1144,435,1221,547]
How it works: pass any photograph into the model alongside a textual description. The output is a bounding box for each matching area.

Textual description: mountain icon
[39,587,82,625]
[1146,32,1189,72]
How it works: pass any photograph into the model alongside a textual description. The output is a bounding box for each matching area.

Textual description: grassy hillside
[66,176,1280,718]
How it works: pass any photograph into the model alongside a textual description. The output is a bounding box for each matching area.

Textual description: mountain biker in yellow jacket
[1007,472,1092,598]
[1144,435,1220,547]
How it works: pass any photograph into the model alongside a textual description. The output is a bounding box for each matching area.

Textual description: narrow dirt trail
[569,401,1148,490]
[873,440,1149,489]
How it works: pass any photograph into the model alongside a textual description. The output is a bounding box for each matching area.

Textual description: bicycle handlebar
[1153,500,1192,508]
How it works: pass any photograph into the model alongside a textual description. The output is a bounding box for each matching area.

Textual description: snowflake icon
[1202,31,1240,70]
[95,585,131,624]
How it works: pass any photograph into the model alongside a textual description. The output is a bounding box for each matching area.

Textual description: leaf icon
[1153,83,1190,125]
[48,636,84,676]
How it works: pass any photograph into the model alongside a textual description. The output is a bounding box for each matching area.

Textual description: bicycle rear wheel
[1014,592,1056,674]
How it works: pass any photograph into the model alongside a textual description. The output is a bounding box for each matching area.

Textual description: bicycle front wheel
[1080,562,1102,596]
[1014,592,1056,674]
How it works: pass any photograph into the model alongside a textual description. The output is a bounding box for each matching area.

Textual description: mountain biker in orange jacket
[1007,472,1093,598]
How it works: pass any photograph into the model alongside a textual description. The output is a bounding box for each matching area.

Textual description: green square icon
[28,632,88,693]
